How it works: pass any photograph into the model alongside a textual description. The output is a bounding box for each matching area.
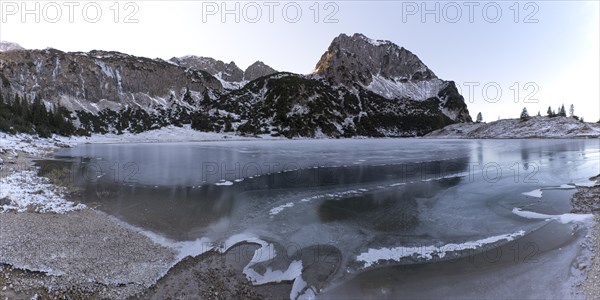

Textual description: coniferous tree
[476,112,482,123]
[520,107,530,121]
[558,104,566,117]
[569,104,575,118]
[547,106,554,117]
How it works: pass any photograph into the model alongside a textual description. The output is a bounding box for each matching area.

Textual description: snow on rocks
[0,170,85,213]
[426,116,600,139]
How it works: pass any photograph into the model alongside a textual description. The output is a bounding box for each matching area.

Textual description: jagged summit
[244,61,277,82]
[169,56,277,86]
[315,33,437,87]
[170,56,244,83]
[0,41,25,52]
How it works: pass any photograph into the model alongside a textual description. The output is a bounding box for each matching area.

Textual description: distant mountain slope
[194,72,455,137]
[1,48,222,112]
[0,33,473,137]
[426,117,600,138]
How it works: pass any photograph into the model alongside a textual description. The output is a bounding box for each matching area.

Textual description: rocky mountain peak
[244,61,277,82]
[170,56,244,82]
[0,41,25,52]
[315,33,437,87]
[170,56,277,85]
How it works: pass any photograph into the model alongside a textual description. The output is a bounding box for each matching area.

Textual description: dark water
[41,138,599,298]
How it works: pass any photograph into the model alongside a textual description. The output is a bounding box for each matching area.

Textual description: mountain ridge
[0,33,473,137]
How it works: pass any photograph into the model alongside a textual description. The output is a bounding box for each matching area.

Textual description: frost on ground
[0,170,85,213]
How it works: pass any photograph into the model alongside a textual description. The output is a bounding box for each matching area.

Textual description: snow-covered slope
[426,116,600,138]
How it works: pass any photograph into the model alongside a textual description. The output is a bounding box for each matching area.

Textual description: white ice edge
[522,189,543,198]
[512,208,593,224]
[218,233,308,299]
[521,184,578,198]
[356,230,526,268]
[243,260,303,286]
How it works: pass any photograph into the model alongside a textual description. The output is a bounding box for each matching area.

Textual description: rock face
[315,33,436,86]
[315,33,471,122]
[0,49,222,112]
[0,41,24,52]
[170,56,244,82]
[244,61,277,82]
[169,56,277,85]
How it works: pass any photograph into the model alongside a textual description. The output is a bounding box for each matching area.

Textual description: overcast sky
[1,1,598,122]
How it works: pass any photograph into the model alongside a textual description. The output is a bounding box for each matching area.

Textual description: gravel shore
[571,174,600,299]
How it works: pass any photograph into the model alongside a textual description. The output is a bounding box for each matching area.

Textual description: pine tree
[476,112,482,123]
[569,104,574,118]
[547,106,554,117]
[558,104,566,117]
[536,111,541,117]
[520,107,530,121]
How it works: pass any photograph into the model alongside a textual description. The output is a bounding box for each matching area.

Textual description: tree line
[0,91,77,137]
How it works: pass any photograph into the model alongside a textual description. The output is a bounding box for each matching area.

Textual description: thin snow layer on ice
[298,287,317,300]
[244,260,303,285]
[215,180,233,186]
[575,181,597,187]
[554,184,576,189]
[522,189,543,198]
[219,233,271,254]
[270,202,295,215]
[512,208,593,224]
[218,233,306,299]
[356,230,526,268]
[365,75,444,101]
[522,184,577,198]
[290,275,308,300]
[0,133,78,156]
[0,171,85,213]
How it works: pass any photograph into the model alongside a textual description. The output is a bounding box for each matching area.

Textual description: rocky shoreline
[571,175,600,300]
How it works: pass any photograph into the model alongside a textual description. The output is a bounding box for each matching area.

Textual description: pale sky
[1,1,599,122]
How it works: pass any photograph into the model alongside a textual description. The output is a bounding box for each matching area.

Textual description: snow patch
[215,180,233,186]
[270,202,295,215]
[0,171,85,213]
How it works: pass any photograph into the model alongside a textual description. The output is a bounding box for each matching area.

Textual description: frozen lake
[46,138,599,298]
